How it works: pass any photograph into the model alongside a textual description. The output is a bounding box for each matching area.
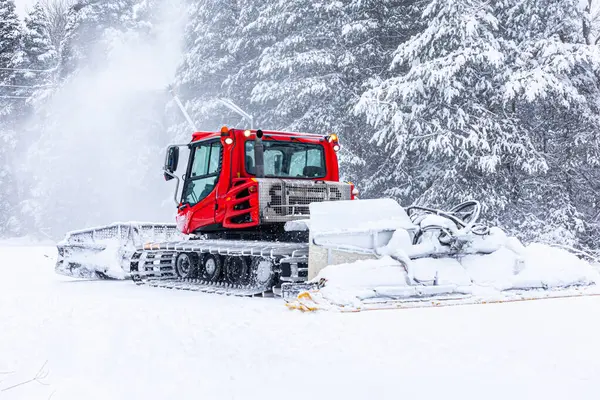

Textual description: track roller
[175,252,198,279]
[224,256,250,285]
[201,254,222,282]
[250,258,275,287]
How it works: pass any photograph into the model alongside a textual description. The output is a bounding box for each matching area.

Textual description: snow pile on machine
[284,199,600,312]
[56,223,182,280]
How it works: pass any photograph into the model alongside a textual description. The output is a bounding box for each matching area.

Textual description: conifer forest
[1,0,600,254]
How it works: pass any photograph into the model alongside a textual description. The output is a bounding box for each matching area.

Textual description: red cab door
[179,140,222,233]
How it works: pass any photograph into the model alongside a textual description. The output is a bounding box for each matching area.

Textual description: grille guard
[256,179,352,224]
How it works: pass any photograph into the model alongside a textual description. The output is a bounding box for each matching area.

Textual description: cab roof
[191,129,331,143]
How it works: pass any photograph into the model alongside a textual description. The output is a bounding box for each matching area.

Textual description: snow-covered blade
[286,248,600,312]
[285,199,600,311]
[56,223,183,280]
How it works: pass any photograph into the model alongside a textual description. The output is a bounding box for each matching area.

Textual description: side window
[245,142,255,174]
[190,145,210,177]
[190,142,221,177]
[183,176,218,206]
[208,145,220,174]
[183,141,222,206]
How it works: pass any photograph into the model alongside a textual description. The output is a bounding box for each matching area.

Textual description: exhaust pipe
[254,129,265,178]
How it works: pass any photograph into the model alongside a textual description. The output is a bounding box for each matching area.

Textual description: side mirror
[164,146,180,181]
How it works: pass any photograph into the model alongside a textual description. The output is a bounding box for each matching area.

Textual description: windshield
[245,141,326,179]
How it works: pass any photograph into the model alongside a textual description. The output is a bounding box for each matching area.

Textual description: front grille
[257,179,351,223]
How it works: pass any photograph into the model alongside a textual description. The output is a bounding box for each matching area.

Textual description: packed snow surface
[2,244,600,399]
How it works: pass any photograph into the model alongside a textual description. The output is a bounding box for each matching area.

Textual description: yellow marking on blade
[285,292,321,312]
[298,292,312,300]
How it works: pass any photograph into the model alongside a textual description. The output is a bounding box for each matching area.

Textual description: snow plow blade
[285,284,600,312]
[56,223,182,280]
[283,199,600,312]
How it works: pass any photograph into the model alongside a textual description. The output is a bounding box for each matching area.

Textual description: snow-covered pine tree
[499,0,600,247]
[250,0,348,133]
[355,0,546,215]
[0,0,24,236]
[171,0,414,189]
[220,0,271,126]
[19,2,58,111]
[335,0,417,190]
[23,2,57,77]
[247,0,397,186]
[0,0,24,101]
[60,0,136,77]
[171,0,249,140]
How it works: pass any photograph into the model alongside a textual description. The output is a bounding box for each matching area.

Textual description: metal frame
[168,85,255,132]
[143,239,308,258]
[169,86,198,131]
[217,98,254,129]
[257,179,351,223]
[263,133,329,140]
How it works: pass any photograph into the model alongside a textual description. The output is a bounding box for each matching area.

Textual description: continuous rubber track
[130,239,309,297]
[136,278,273,297]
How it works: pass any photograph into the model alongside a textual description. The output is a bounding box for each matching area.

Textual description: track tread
[130,239,308,297]
[141,277,269,297]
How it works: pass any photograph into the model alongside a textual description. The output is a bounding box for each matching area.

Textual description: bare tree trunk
[38,0,76,54]
[583,0,592,45]
[583,0,600,45]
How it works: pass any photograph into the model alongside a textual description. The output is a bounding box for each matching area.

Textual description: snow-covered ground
[1,244,600,400]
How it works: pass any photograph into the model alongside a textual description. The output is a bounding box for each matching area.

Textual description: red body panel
[175,129,344,235]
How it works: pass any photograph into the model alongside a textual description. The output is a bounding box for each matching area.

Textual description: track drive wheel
[175,252,198,279]
[201,254,222,282]
[224,256,250,286]
[250,258,275,288]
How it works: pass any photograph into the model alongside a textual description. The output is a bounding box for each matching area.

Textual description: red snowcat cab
[165,127,354,236]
